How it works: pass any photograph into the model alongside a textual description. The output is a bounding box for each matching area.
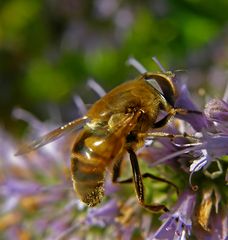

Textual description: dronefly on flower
[0,59,227,240]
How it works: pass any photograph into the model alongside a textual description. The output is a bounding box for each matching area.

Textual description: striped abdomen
[71,128,124,207]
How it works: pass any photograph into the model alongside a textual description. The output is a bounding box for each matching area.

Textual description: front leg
[153,108,202,129]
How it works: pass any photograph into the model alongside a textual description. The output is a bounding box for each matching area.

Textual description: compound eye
[144,72,176,106]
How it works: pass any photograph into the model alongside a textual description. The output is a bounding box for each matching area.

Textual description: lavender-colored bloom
[1,179,41,196]
[174,83,208,131]
[86,199,119,227]
[189,149,208,172]
[204,99,228,123]
[189,133,228,174]
[1,62,227,239]
[150,191,196,240]
[104,176,120,195]
[189,98,228,177]
[204,99,228,134]
[0,123,79,239]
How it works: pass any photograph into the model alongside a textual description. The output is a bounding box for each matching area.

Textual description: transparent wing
[15,116,88,155]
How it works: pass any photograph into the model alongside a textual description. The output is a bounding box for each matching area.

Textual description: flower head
[150,191,196,240]
[1,64,227,240]
[86,199,119,227]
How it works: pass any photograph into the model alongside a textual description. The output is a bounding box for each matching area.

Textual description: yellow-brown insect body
[71,77,173,206]
[15,71,181,211]
[71,115,137,206]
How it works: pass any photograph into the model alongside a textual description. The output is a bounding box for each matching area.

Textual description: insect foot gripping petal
[71,157,105,207]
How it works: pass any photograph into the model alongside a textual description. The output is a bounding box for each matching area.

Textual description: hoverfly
[16,71,189,212]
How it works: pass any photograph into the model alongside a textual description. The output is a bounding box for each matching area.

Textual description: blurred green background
[0,0,228,135]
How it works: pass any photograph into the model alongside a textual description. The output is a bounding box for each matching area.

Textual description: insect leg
[112,158,123,183]
[153,108,202,129]
[127,148,169,212]
[113,172,179,196]
[153,111,175,128]
[142,173,179,195]
[138,132,198,142]
[152,107,186,129]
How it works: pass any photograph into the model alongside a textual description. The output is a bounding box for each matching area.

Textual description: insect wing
[15,116,88,155]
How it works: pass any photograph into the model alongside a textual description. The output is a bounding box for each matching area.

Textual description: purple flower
[1,179,41,196]
[174,80,208,131]
[104,176,120,195]
[204,99,228,134]
[1,62,227,239]
[150,191,196,240]
[189,133,228,173]
[189,99,228,181]
[86,199,119,227]
[204,99,228,123]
